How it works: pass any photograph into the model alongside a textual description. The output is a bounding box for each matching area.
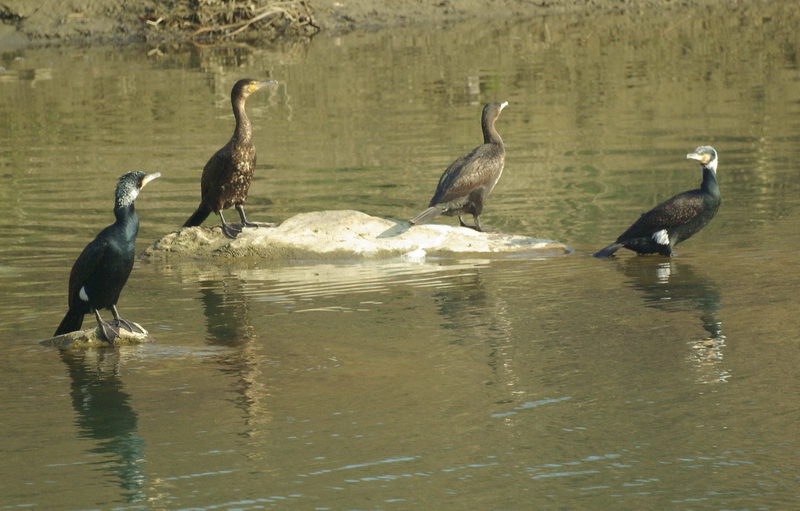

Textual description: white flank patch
[79,286,89,302]
[652,229,670,245]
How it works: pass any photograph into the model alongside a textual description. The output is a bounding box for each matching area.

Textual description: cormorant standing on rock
[410,101,508,232]
[55,171,161,343]
[183,78,277,239]
[593,146,720,257]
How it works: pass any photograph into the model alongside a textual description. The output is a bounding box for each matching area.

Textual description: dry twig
[145,0,319,43]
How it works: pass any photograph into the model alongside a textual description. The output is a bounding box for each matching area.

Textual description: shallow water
[2,3,800,509]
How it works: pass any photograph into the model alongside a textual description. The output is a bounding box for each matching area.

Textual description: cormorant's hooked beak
[141,172,161,188]
[499,101,509,111]
[252,80,278,92]
[686,151,710,164]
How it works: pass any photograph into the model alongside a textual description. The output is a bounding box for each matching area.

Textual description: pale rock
[141,210,572,260]
[39,324,153,349]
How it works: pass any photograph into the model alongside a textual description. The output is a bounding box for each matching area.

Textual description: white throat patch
[707,158,718,175]
[117,188,139,208]
[652,229,670,245]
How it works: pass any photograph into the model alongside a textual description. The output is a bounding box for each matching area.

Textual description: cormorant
[593,146,720,257]
[183,78,277,238]
[54,171,161,343]
[410,101,508,232]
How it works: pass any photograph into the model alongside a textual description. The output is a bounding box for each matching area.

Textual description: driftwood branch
[145,0,319,44]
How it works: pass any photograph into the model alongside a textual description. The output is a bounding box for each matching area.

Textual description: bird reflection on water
[429,268,524,410]
[196,272,274,440]
[617,258,728,384]
[58,349,147,503]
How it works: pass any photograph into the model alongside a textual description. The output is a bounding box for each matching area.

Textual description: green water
[1,3,799,509]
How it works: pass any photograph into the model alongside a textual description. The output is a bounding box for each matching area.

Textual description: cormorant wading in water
[410,101,508,232]
[183,78,277,238]
[593,146,721,257]
[54,171,161,343]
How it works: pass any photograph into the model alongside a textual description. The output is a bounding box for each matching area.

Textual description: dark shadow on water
[617,258,728,384]
[59,349,147,503]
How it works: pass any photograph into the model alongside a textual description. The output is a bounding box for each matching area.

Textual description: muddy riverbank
[0,0,778,47]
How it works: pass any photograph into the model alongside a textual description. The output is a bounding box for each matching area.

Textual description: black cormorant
[54,171,161,343]
[410,101,508,232]
[183,78,277,238]
[593,146,720,257]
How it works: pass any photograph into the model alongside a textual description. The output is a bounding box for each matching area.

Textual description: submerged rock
[142,210,571,260]
[39,324,153,349]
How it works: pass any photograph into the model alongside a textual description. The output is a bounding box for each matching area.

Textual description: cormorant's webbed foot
[236,205,259,229]
[98,323,119,344]
[93,310,118,345]
[458,215,487,232]
[217,211,242,239]
[220,224,242,239]
[110,318,145,335]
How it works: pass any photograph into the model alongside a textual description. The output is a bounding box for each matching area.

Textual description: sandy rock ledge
[142,210,572,261]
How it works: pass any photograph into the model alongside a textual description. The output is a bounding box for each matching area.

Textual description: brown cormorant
[183,78,277,238]
[410,101,508,232]
[593,146,720,257]
[55,171,161,343]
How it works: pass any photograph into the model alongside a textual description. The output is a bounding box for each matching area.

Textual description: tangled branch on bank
[144,0,319,43]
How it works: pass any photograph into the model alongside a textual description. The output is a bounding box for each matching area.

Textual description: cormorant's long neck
[482,115,503,146]
[701,167,720,199]
[113,203,140,240]
[232,96,253,145]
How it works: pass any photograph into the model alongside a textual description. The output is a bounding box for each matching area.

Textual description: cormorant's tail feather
[410,207,443,226]
[593,243,623,258]
[183,203,212,228]
[55,309,84,337]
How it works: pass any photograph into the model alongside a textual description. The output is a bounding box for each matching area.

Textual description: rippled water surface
[2,3,800,509]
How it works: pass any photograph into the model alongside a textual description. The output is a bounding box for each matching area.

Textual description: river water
[1,3,799,509]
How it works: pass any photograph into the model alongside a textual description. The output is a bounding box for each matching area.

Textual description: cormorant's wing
[66,237,108,309]
[200,140,256,201]
[430,145,497,205]
[620,190,704,239]
[200,146,232,198]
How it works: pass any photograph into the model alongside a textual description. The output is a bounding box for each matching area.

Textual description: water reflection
[197,273,273,446]
[58,349,147,503]
[234,259,495,304]
[618,258,728,384]
[430,269,511,343]
[1,4,797,505]
[199,275,256,347]
[428,268,527,414]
